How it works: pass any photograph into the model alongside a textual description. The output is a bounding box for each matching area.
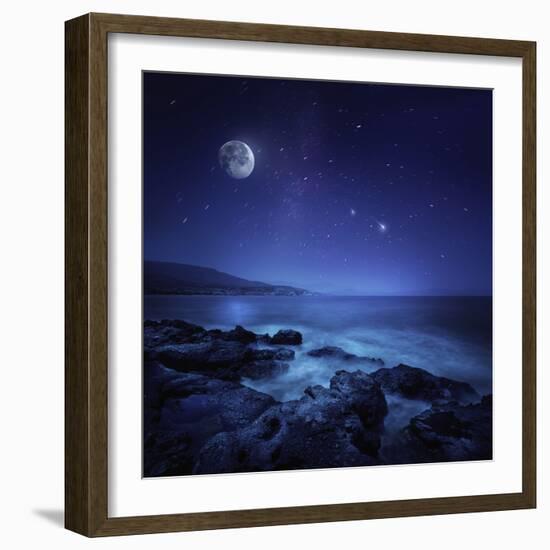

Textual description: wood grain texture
[64,12,537,537]
[521,42,537,508]
[88,13,110,535]
[92,12,533,56]
[65,14,91,535]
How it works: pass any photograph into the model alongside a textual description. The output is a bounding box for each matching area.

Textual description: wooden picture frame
[65,12,536,537]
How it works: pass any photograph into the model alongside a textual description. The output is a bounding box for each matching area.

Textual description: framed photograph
[65,13,536,536]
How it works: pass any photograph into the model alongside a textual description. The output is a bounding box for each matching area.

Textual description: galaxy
[143,72,492,296]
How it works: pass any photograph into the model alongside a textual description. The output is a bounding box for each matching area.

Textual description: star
[350,208,356,216]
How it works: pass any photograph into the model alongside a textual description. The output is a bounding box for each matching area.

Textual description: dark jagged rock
[160,372,277,429]
[145,318,302,350]
[144,319,208,350]
[144,431,195,477]
[245,347,295,362]
[153,340,248,380]
[145,320,299,380]
[269,329,303,345]
[151,340,296,381]
[144,319,491,475]
[144,362,276,477]
[307,346,384,365]
[143,360,184,422]
[381,395,492,464]
[238,360,290,380]
[371,364,479,404]
[307,346,355,359]
[329,370,388,427]
[145,320,259,350]
[209,324,258,344]
[194,370,387,474]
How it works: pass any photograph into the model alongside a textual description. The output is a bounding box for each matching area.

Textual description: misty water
[145,295,492,406]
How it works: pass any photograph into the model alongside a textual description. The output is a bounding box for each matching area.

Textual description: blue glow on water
[144,295,492,401]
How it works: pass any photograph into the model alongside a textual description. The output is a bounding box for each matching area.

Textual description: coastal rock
[269,329,303,345]
[143,359,184,418]
[160,372,277,429]
[208,324,258,344]
[151,339,296,381]
[194,370,387,474]
[154,340,248,380]
[329,369,389,427]
[146,319,302,348]
[144,319,208,350]
[371,364,479,404]
[145,320,300,380]
[307,346,384,365]
[145,320,260,350]
[381,395,492,464]
[144,362,276,476]
[239,360,290,380]
[245,347,295,362]
[144,319,490,475]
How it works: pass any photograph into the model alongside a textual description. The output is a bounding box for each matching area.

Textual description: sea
[144,295,493,408]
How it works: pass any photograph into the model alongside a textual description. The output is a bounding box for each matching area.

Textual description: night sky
[143,72,492,296]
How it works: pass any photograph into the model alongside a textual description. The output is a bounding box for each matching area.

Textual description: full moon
[218,140,255,179]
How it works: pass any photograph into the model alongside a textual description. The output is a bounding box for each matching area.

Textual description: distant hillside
[144,261,312,296]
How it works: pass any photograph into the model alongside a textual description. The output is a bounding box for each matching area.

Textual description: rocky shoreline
[144,319,492,477]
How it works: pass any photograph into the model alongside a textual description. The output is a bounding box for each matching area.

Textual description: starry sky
[143,72,492,296]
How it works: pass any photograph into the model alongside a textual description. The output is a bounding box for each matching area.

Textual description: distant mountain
[144,261,313,296]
